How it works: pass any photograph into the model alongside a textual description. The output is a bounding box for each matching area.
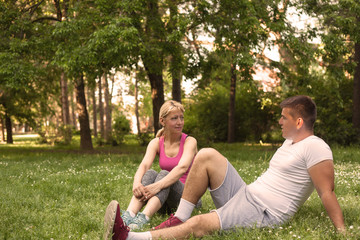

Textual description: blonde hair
[156,100,185,137]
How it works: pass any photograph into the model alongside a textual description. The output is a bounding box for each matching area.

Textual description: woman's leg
[126,169,158,214]
[142,170,170,217]
[164,180,184,212]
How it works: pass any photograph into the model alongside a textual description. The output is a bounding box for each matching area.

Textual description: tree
[98,75,105,140]
[104,73,114,143]
[0,0,58,144]
[298,0,360,141]
[119,0,198,135]
[197,0,280,143]
[75,74,93,149]
[53,0,72,144]
[51,1,101,150]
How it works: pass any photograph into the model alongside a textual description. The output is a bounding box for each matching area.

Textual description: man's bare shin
[150,212,221,240]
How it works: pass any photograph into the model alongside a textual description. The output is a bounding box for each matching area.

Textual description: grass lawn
[0,135,359,239]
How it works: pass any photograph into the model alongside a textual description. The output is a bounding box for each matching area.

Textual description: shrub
[183,81,276,145]
[112,114,131,145]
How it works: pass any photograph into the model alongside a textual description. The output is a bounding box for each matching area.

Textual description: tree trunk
[5,112,13,144]
[353,41,360,136]
[70,90,77,130]
[135,74,141,135]
[92,86,97,137]
[60,72,72,144]
[145,70,164,136]
[98,75,105,139]
[171,58,182,103]
[227,63,236,143]
[0,117,5,142]
[169,3,182,103]
[104,74,112,143]
[141,0,165,136]
[75,74,93,150]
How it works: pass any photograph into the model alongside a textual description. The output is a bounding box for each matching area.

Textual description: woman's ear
[159,117,165,127]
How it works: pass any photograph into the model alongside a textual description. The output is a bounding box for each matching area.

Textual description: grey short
[210,160,278,230]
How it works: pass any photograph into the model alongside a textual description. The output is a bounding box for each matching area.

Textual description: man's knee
[195,148,219,162]
[186,215,204,236]
[186,214,219,237]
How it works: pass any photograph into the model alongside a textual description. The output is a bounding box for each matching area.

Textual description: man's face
[279,108,298,140]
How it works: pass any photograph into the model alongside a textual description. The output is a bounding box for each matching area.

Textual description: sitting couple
[104,95,345,240]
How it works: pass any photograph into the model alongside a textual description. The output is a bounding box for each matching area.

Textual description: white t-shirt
[248,135,333,223]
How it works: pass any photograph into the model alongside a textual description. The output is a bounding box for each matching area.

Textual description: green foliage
[112,114,131,145]
[183,81,276,145]
[137,132,154,146]
[1,0,360,147]
[310,72,356,145]
[58,125,74,145]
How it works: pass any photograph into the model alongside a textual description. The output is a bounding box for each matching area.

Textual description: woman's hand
[139,183,162,201]
[132,183,146,199]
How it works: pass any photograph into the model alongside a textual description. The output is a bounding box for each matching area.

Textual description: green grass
[0,135,359,239]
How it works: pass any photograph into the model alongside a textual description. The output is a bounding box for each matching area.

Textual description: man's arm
[308,160,346,233]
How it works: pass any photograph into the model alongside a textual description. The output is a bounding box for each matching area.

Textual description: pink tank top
[158,133,193,184]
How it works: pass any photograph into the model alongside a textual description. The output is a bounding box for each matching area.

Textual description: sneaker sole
[103,200,119,240]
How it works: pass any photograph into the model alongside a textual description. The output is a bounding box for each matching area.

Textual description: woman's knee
[155,170,169,181]
[141,169,158,185]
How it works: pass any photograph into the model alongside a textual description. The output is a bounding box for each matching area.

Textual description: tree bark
[5,112,13,144]
[60,72,72,143]
[145,70,164,136]
[353,41,360,136]
[75,74,93,150]
[135,74,141,135]
[169,2,182,102]
[171,57,182,103]
[70,90,77,130]
[98,75,105,139]
[0,117,5,142]
[104,74,112,143]
[142,0,165,136]
[227,63,236,143]
[92,86,97,137]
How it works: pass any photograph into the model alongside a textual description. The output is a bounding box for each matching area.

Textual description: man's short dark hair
[280,95,317,130]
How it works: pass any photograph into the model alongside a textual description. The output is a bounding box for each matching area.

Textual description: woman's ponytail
[156,127,165,138]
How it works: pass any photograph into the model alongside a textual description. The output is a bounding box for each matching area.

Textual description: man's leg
[150,212,220,239]
[104,202,221,240]
[165,148,228,224]
[181,148,228,204]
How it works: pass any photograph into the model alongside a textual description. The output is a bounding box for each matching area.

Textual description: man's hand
[308,160,345,231]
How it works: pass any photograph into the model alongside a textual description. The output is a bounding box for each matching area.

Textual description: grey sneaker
[121,210,134,226]
[128,212,149,230]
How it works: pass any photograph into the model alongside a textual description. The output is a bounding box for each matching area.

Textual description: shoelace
[164,214,176,226]
[132,214,146,224]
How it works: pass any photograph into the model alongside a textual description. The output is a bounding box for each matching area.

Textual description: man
[104,95,345,240]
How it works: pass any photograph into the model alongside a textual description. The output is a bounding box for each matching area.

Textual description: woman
[121,100,199,230]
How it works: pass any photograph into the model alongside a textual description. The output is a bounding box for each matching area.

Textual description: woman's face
[162,109,184,134]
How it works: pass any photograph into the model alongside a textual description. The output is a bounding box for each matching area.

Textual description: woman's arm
[144,136,197,198]
[132,138,159,199]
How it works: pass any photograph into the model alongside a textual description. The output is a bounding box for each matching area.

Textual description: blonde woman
[120,100,199,230]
